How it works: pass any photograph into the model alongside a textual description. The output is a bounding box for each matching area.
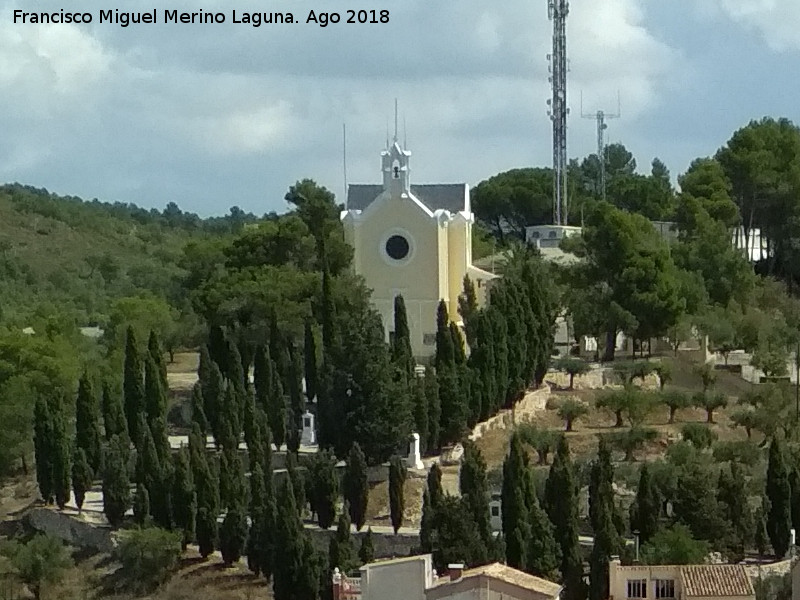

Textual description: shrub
[114,527,181,593]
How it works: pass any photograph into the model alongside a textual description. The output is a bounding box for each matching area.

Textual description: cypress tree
[460,440,491,545]
[101,382,127,441]
[589,439,618,600]
[412,377,429,455]
[287,451,306,516]
[458,275,479,349]
[359,527,375,564]
[102,435,131,527]
[273,478,304,600]
[425,367,441,452]
[389,455,407,534]
[243,390,263,466]
[76,372,103,473]
[225,334,247,396]
[71,447,93,512]
[435,300,455,370]
[766,436,792,557]
[630,463,660,544]
[205,361,226,449]
[33,395,54,504]
[487,307,509,413]
[501,433,531,570]
[267,356,287,449]
[190,383,208,436]
[545,436,584,600]
[321,266,340,352]
[220,508,248,566]
[253,344,271,411]
[144,355,167,426]
[450,323,466,365]
[344,442,369,531]
[329,510,355,573]
[133,483,150,526]
[755,494,770,558]
[526,484,559,578]
[718,462,753,560]
[286,341,304,451]
[392,295,415,379]
[172,448,197,549]
[123,326,145,443]
[51,394,71,510]
[309,450,338,529]
[420,489,435,552]
[196,507,218,559]
[220,384,242,452]
[304,319,318,402]
[427,463,444,509]
[147,330,168,390]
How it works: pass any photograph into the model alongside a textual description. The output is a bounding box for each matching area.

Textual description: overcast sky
[1,0,798,217]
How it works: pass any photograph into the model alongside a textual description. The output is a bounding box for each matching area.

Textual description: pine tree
[458,275,479,349]
[630,463,660,544]
[359,527,375,564]
[75,372,103,473]
[172,448,197,549]
[459,441,491,545]
[545,436,584,600]
[766,436,792,557]
[304,320,318,402]
[101,382,127,441]
[344,442,369,531]
[144,355,167,426]
[190,383,208,436]
[71,447,93,512]
[220,508,248,566]
[123,326,145,443]
[392,295,415,379]
[102,435,131,527]
[51,394,71,510]
[389,455,407,534]
[133,483,150,526]
[33,395,54,504]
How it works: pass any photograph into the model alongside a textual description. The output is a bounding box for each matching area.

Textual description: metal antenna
[547,0,570,225]
[403,115,407,149]
[342,123,348,208]
[581,91,620,202]
[394,98,399,142]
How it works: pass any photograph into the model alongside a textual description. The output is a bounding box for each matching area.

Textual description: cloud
[0,0,684,214]
[715,0,800,52]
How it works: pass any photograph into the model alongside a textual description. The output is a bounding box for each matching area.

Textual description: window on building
[385,235,410,260]
[303,417,311,428]
[655,580,674,599]
[490,506,500,517]
[423,333,436,346]
[531,231,540,239]
[627,579,647,599]
[548,230,558,239]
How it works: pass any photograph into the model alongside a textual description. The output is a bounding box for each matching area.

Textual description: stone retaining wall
[23,508,116,553]
[469,386,550,442]
[307,527,418,561]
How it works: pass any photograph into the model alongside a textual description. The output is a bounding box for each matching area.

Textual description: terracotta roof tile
[680,565,754,597]
[457,563,563,597]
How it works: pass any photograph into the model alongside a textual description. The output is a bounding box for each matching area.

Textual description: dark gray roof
[346,184,467,213]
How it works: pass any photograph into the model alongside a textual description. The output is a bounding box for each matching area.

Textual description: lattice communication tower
[547,0,569,225]
[581,93,620,202]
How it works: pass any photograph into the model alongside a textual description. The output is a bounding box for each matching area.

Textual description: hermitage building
[341,138,496,360]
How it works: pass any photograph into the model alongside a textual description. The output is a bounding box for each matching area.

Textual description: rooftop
[432,562,562,597]
[680,564,754,597]
[346,183,467,214]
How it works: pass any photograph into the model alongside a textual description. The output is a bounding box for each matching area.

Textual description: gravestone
[301,410,317,446]
[406,432,424,470]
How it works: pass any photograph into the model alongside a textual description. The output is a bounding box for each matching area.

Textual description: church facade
[341,139,496,360]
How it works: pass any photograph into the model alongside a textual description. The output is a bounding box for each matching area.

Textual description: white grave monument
[406,432,424,470]
[301,410,317,446]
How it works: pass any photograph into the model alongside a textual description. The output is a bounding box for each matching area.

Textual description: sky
[1,0,799,217]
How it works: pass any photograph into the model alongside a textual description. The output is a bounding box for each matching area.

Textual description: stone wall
[307,526,418,561]
[23,508,116,553]
[469,386,549,442]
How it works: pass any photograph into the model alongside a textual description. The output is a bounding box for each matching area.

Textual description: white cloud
[715,0,800,52]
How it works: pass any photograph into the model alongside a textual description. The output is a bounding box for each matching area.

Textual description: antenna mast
[581,92,620,202]
[343,123,348,208]
[547,0,569,225]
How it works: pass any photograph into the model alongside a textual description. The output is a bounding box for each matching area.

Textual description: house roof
[680,565,754,597]
[346,184,467,214]
[433,563,561,598]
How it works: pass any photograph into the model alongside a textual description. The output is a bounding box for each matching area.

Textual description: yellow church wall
[346,195,446,358]
[447,217,470,322]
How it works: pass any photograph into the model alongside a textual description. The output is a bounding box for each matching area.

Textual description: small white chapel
[341,137,497,360]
